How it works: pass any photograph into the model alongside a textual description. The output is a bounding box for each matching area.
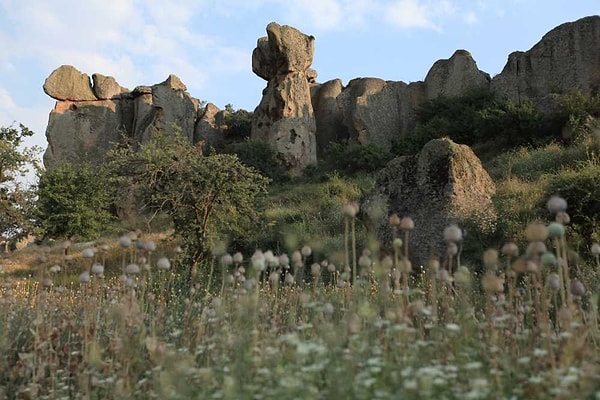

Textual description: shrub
[224,139,287,182]
[36,162,115,240]
[325,143,393,175]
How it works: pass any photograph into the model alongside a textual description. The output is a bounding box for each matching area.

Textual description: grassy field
[1,195,600,399]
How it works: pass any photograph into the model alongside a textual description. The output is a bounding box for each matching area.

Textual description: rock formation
[491,16,600,103]
[43,66,201,167]
[43,16,600,171]
[371,138,496,266]
[251,22,317,175]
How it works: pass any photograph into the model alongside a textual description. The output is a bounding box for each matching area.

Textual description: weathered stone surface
[43,99,124,167]
[194,103,223,149]
[251,22,317,175]
[335,78,426,147]
[43,65,97,101]
[311,79,346,156]
[92,73,129,100]
[140,74,197,143]
[492,16,600,102]
[43,69,201,168]
[371,138,496,266]
[424,50,490,99]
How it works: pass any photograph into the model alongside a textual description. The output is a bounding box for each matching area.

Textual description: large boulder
[310,79,347,156]
[371,138,496,266]
[43,65,98,101]
[335,78,426,147]
[43,69,200,168]
[251,22,317,175]
[424,50,491,99]
[492,16,600,102]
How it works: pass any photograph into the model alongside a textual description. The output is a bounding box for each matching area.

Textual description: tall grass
[1,195,600,399]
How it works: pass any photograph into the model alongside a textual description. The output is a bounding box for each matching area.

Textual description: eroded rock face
[43,65,97,101]
[251,22,317,175]
[371,138,496,266]
[492,16,600,102]
[43,66,199,168]
[424,50,491,99]
[310,79,346,156]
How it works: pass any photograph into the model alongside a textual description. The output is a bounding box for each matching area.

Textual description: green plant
[0,124,41,240]
[325,143,393,174]
[35,162,116,240]
[224,139,288,182]
[106,132,269,269]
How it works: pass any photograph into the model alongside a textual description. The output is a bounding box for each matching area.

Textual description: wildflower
[436,268,451,282]
[232,252,243,264]
[157,257,171,270]
[284,273,295,285]
[398,258,412,273]
[546,273,560,290]
[546,196,567,214]
[446,242,458,256]
[555,211,570,225]
[393,238,403,249]
[454,266,471,285]
[443,224,462,242]
[525,222,548,242]
[358,254,372,269]
[501,242,519,257]
[342,202,358,218]
[526,241,547,257]
[251,250,266,271]
[482,249,499,268]
[82,248,95,259]
[322,302,334,315]
[126,263,140,274]
[49,265,62,274]
[540,252,557,267]
[570,279,585,297]
[301,245,312,258]
[311,263,321,276]
[381,256,393,271]
[99,244,110,252]
[591,243,600,256]
[400,216,415,231]
[428,257,440,273]
[292,250,303,266]
[211,241,227,257]
[327,263,336,273]
[145,241,156,252]
[279,253,290,268]
[220,253,233,266]
[547,222,565,238]
[118,235,132,248]
[482,271,504,293]
[41,277,53,288]
[79,271,91,283]
[174,246,183,253]
[389,213,401,227]
[91,263,104,275]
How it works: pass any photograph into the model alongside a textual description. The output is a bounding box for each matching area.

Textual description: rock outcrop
[371,138,496,266]
[424,50,491,99]
[310,78,346,156]
[43,66,201,167]
[492,16,600,103]
[251,22,317,175]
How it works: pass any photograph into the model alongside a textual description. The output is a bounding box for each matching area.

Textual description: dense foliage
[224,139,288,182]
[35,162,115,240]
[106,133,269,267]
[323,143,393,175]
[0,124,40,241]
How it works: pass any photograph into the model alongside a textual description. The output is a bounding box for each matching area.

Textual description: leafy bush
[224,139,288,183]
[106,133,269,267]
[36,162,115,240]
[325,143,393,175]
[544,161,600,244]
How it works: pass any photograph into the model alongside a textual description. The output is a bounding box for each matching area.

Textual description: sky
[0,0,599,169]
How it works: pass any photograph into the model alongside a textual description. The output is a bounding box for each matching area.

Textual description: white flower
[82,248,95,258]
[126,263,140,274]
[91,263,104,275]
[157,257,171,270]
[118,235,132,248]
[145,241,156,252]
[79,271,91,283]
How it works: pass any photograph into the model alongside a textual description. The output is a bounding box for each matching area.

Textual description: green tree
[106,133,269,268]
[35,162,116,240]
[0,124,40,240]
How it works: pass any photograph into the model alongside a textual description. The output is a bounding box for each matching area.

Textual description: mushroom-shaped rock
[43,65,97,101]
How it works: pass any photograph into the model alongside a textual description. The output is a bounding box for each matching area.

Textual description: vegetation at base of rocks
[35,162,116,241]
[221,105,253,142]
[322,142,394,175]
[0,124,40,241]
[223,139,288,183]
[2,194,600,399]
[105,133,269,269]
[392,88,600,157]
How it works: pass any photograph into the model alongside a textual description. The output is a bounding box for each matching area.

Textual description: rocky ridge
[42,16,600,169]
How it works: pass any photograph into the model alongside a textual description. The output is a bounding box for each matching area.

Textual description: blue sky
[0,0,598,160]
